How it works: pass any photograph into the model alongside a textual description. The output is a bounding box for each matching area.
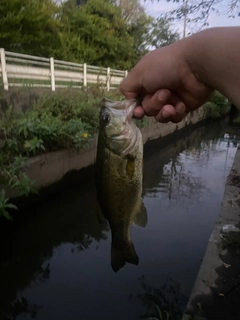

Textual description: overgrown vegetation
[203,91,230,119]
[0,87,140,220]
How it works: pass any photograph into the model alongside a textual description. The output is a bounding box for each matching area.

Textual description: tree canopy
[0,0,61,56]
[0,0,180,69]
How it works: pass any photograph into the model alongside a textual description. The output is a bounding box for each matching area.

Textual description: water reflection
[2,297,42,320]
[0,184,109,320]
[143,122,236,204]
[0,120,239,320]
[137,276,185,320]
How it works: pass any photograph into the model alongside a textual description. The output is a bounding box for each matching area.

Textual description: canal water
[0,120,239,320]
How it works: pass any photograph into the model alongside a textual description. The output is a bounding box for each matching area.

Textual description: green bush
[0,87,122,162]
[203,91,230,119]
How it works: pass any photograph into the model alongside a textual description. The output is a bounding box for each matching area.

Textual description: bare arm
[187,27,240,108]
[120,27,240,123]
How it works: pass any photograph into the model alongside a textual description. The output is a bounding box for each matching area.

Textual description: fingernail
[162,109,169,119]
[176,103,185,113]
[158,89,168,101]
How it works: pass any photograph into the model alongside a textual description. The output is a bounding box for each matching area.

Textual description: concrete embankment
[6,108,205,199]
[182,147,240,320]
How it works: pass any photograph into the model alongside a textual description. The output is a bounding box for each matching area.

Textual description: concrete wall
[5,108,206,199]
[0,87,91,115]
[0,88,52,115]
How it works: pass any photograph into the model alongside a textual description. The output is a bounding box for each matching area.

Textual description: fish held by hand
[96,98,147,272]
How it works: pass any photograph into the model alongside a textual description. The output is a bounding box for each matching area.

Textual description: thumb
[119,68,143,100]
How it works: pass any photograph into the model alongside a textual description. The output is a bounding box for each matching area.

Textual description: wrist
[183,29,215,89]
[184,27,240,106]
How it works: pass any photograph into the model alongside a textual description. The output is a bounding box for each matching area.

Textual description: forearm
[185,27,240,107]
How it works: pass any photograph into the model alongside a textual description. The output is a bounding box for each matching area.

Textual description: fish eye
[101,109,110,123]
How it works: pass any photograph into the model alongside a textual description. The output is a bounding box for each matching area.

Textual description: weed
[147,302,170,320]
[0,189,18,220]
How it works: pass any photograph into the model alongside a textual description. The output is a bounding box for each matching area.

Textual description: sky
[142,0,240,37]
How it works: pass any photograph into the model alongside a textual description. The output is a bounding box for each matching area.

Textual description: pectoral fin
[133,201,148,228]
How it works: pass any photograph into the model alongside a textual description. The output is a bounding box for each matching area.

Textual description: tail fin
[111,240,139,272]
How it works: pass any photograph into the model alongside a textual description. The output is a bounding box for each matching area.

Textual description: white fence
[0,48,128,91]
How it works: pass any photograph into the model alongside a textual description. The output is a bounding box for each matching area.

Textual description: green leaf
[24,141,31,149]
[0,189,6,201]
[6,203,18,210]
[152,302,163,320]
[2,210,13,221]
[164,311,170,320]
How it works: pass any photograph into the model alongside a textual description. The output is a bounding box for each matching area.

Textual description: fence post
[83,63,87,87]
[124,70,128,78]
[50,57,55,91]
[0,48,9,90]
[107,67,110,91]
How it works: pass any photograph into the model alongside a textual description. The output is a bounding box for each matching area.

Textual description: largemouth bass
[96,98,147,272]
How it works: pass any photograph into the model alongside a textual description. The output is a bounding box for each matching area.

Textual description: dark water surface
[0,120,239,320]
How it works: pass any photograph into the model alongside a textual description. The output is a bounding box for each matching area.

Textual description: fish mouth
[103,98,139,156]
[103,97,136,140]
[103,98,137,121]
[103,98,137,112]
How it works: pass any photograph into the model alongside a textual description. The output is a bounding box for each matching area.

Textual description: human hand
[120,39,213,123]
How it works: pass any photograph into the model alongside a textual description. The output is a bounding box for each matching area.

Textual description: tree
[148,0,240,37]
[0,0,181,67]
[60,0,180,65]
[59,0,136,68]
[113,0,154,61]
[127,13,153,60]
[0,0,62,57]
[150,17,180,49]
[114,0,147,25]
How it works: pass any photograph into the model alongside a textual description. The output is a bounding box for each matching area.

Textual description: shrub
[203,91,230,119]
